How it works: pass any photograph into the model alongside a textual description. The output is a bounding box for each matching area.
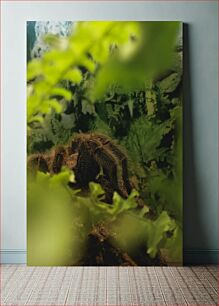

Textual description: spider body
[28,133,132,203]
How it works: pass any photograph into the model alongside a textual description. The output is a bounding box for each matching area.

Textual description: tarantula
[27,133,132,203]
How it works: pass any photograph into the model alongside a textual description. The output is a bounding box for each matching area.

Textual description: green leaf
[28,115,44,124]
[81,100,95,115]
[64,68,82,84]
[50,168,72,186]
[27,59,42,80]
[146,211,175,258]
[79,55,96,73]
[127,99,134,117]
[43,34,68,50]
[50,87,72,101]
[48,99,63,113]
[89,182,105,200]
[158,72,181,93]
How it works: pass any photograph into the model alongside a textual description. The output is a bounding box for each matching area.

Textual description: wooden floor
[1,265,218,305]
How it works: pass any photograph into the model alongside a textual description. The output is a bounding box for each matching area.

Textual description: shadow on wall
[183,24,209,264]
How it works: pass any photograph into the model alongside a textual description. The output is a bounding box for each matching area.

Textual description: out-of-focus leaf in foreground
[93,22,181,99]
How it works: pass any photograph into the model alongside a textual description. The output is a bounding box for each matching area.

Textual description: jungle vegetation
[27,21,182,266]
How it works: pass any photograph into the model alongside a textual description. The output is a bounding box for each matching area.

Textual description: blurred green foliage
[28,170,182,265]
[27,21,182,265]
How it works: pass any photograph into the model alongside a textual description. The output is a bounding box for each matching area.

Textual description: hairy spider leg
[51,146,66,174]
[104,141,132,195]
[89,139,128,198]
[75,141,100,186]
[27,154,49,174]
[90,134,132,197]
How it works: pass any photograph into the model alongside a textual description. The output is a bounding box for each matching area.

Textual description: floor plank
[1,265,218,305]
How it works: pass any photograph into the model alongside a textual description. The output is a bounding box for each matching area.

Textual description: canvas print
[27,21,183,266]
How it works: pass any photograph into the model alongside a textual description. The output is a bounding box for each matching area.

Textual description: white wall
[1,1,218,263]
